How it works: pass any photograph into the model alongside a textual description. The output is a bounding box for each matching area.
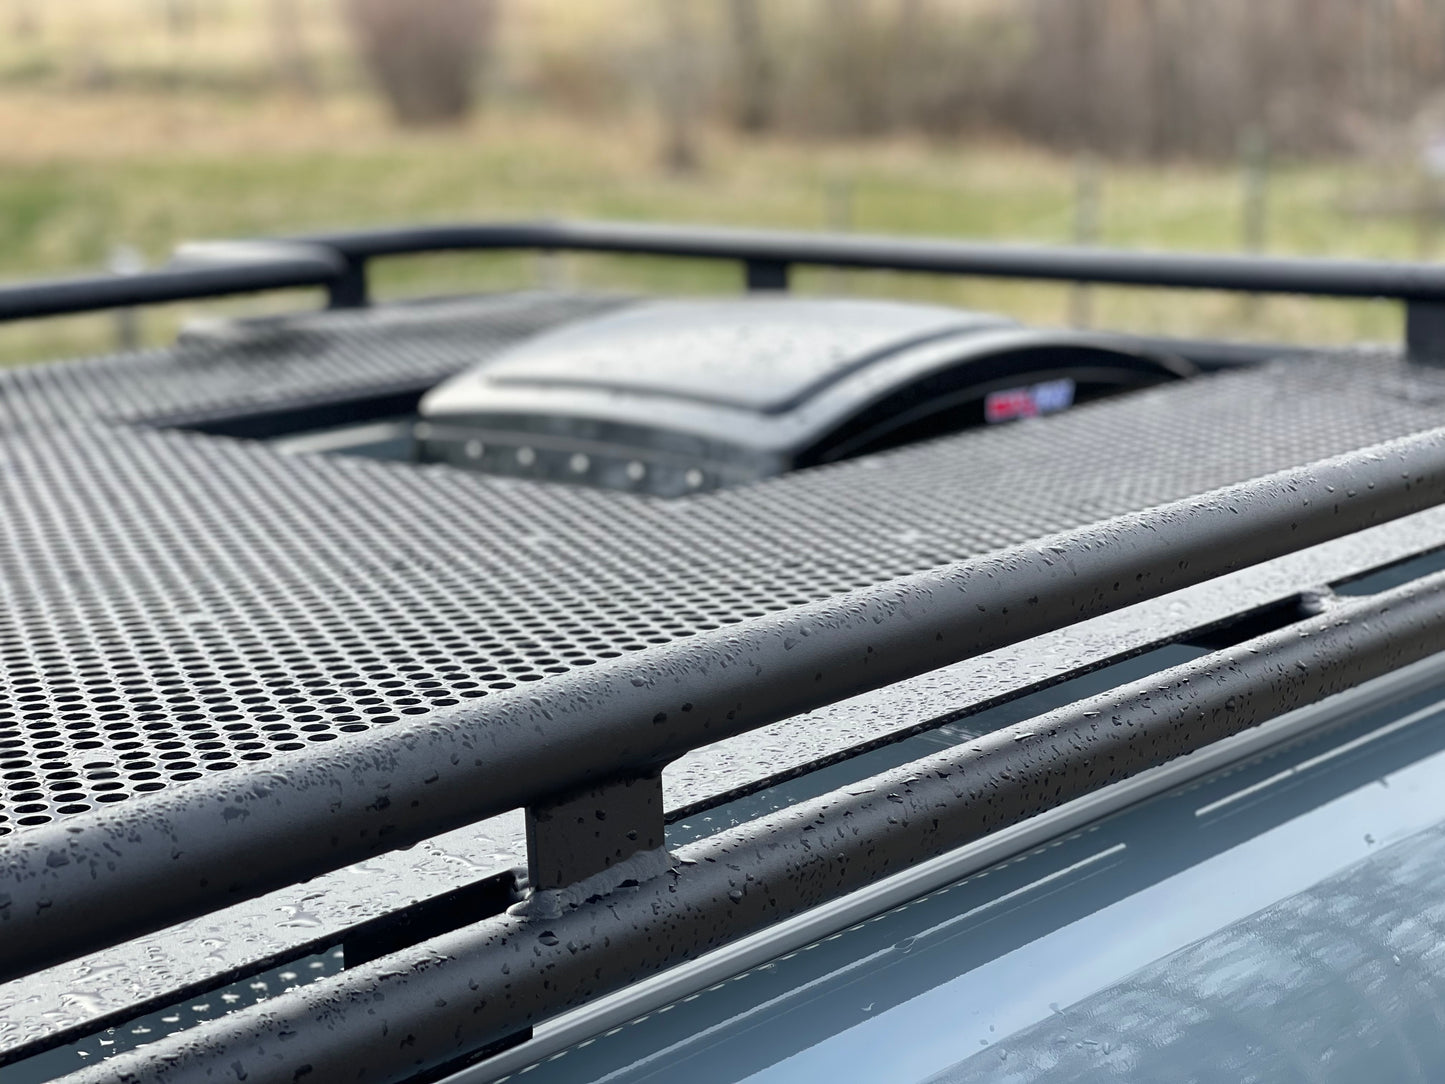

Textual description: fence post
[825,175,854,294]
[1070,152,1099,328]
[109,244,143,351]
[1240,127,1270,254]
[1239,126,1270,322]
[1416,145,1444,261]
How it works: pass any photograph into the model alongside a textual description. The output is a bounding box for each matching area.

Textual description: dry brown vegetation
[7,1,1445,160]
[344,0,495,124]
[508,0,1445,160]
[703,1,1445,159]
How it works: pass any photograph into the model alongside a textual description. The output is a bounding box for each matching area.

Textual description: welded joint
[510,844,676,921]
[1298,585,1341,617]
[524,770,666,893]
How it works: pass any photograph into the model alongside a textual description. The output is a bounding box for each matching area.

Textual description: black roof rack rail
[0,241,349,320]
[2,220,1444,354]
[296,219,1445,359]
[7,424,1445,988]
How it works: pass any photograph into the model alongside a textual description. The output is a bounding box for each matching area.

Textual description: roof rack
[9,221,1445,1083]
[3,219,1445,356]
[9,423,1445,1079]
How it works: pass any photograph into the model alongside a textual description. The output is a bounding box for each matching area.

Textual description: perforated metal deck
[0,292,627,432]
[2,298,1444,842]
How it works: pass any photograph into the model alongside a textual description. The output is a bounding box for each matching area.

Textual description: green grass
[0,100,1431,365]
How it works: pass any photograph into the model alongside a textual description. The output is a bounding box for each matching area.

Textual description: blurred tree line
[718,0,1445,158]
[13,0,1445,162]
[348,0,1445,160]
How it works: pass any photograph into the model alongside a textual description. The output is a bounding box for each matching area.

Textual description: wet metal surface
[526,772,665,891]
[9,507,1445,1067]
[3,344,1438,837]
[60,572,1445,1083]
[507,673,1445,1084]
[418,298,1187,495]
[449,297,1000,412]
[13,419,1445,984]
[6,340,1439,836]
[8,303,1445,1069]
[6,949,346,1084]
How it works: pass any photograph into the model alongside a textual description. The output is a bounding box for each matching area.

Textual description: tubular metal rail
[2,219,1445,353]
[0,241,349,318]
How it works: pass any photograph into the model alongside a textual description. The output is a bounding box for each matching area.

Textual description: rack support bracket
[525,771,666,891]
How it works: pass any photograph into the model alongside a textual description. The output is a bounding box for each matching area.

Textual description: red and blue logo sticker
[984,377,1076,424]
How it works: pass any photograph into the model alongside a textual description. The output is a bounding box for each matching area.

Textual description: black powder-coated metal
[1407,300,1445,362]
[7,219,1445,353]
[2,344,1417,821]
[525,772,665,891]
[295,220,1445,303]
[0,242,347,319]
[67,567,1445,1084]
[0,290,625,431]
[744,258,790,292]
[291,220,1445,353]
[8,424,1445,984]
[16,507,1445,1073]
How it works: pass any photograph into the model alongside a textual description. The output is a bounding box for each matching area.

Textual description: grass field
[0,2,1436,364]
